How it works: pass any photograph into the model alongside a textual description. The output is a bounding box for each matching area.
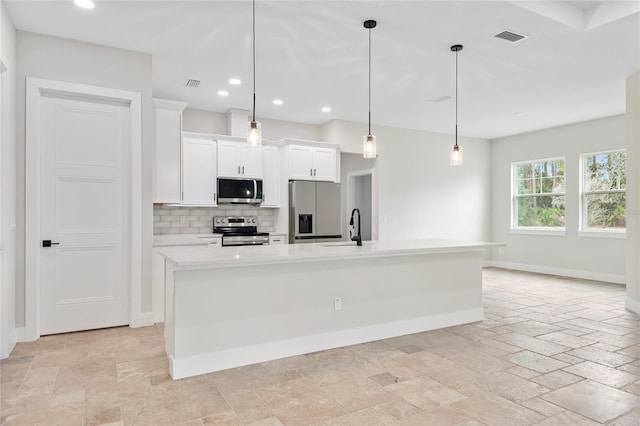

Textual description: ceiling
[5,1,640,139]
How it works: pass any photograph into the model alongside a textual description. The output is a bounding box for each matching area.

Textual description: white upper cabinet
[153,99,187,203]
[217,140,262,179]
[182,137,217,206]
[288,144,337,182]
[261,145,280,207]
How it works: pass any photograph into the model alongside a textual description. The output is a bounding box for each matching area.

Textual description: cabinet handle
[310,168,313,176]
[238,165,241,174]
[213,192,216,202]
[242,166,245,174]
[313,169,317,176]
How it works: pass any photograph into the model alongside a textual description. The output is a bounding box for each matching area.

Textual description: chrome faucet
[349,208,362,246]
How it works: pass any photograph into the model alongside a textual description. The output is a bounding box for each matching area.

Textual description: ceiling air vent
[185,79,201,88]
[495,30,528,43]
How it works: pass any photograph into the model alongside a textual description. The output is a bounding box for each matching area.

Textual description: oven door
[222,234,270,246]
[217,178,263,204]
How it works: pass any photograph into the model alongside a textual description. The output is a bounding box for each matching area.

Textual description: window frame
[579,149,626,238]
[511,156,567,235]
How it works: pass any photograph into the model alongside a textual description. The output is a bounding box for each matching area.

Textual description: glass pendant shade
[363,134,377,159]
[248,120,262,147]
[450,144,462,166]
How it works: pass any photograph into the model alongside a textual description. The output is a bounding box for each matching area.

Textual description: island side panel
[168,250,483,379]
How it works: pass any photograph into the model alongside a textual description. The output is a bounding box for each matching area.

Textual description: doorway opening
[347,168,377,241]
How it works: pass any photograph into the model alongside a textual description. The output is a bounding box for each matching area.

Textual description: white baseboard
[625,297,640,314]
[0,327,24,359]
[484,261,625,285]
[130,311,155,328]
[170,308,483,379]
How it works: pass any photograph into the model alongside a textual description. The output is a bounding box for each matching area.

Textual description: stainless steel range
[213,216,270,247]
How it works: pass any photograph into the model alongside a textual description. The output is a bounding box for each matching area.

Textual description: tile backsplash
[154,205,276,235]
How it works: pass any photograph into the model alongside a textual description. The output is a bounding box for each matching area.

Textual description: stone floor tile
[468,371,551,402]
[503,350,570,374]
[385,376,467,411]
[255,377,347,425]
[533,410,601,425]
[507,366,541,379]
[608,406,640,426]
[451,390,545,425]
[496,321,563,337]
[616,344,640,358]
[563,361,639,388]
[320,377,398,412]
[580,331,640,349]
[446,350,515,374]
[529,370,583,390]
[345,340,407,362]
[224,390,273,423]
[566,345,635,368]
[541,380,640,423]
[518,397,565,417]
[537,331,597,349]
[492,332,572,356]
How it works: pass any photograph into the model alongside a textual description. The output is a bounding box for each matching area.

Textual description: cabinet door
[154,108,182,202]
[217,141,241,177]
[288,145,315,180]
[262,146,280,207]
[182,138,217,205]
[241,144,263,178]
[313,147,337,182]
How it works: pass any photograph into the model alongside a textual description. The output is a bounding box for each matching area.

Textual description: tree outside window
[581,150,626,231]
[513,158,566,228]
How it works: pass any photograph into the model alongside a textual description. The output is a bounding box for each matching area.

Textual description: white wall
[15,31,154,326]
[0,0,17,358]
[324,120,492,243]
[626,71,640,312]
[490,115,626,283]
[182,108,321,141]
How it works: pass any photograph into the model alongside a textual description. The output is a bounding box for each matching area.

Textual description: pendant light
[247,0,262,146]
[450,44,463,166]
[363,20,377,159]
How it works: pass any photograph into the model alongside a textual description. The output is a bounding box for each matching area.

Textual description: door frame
[346,168,378,241]
[25,77,142,341]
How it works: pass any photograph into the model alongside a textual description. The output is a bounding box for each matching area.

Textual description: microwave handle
[254,179,257,198]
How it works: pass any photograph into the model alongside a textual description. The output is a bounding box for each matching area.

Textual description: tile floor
[1,268,640,425]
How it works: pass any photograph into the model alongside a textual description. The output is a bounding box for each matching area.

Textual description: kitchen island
[158,239,501,379]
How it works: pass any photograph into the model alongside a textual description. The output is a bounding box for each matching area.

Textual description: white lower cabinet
[269,234,287,245]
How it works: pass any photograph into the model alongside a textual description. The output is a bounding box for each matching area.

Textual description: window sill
[510,227,566,236]
[578,230,626,239]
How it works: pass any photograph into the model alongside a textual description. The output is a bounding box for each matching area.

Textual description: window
[512,158,566,230]
[581,150,626,232]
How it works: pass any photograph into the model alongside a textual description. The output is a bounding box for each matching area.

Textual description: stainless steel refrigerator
[289,181,342,244]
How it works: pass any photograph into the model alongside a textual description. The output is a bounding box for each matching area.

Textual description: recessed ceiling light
[74,0,95,9]
[229,78,241,85]
[273,99,283,105]
[217,90,229,97]
[321,107,331,113]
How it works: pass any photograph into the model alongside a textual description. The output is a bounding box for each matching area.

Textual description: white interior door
[39,93,130,335]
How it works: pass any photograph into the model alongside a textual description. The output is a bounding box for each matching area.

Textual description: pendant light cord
[368,26,372,136]
[252,0,256,122]
[455,48,458,147]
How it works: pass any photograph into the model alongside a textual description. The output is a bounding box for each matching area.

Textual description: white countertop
[157,239,504,269]
[153,234,221,247]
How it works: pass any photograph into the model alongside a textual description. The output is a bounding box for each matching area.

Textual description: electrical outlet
[334,297,342,311]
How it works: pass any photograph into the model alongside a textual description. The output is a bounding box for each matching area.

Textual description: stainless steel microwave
[217,178,263,204]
